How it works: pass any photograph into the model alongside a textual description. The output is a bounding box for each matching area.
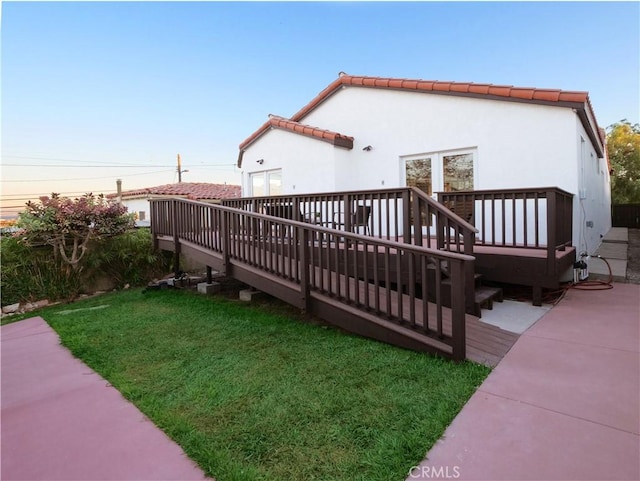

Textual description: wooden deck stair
[442,272,504,316]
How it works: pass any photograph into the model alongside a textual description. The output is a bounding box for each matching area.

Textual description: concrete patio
[1,317,211,481]
[408,282,640,480]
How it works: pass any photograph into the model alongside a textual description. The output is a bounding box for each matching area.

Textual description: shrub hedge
[1,228,171,307]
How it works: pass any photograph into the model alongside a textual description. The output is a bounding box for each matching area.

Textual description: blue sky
[2,1,639,214]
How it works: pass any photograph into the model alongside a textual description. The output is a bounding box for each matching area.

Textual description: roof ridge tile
[238,74,603,167]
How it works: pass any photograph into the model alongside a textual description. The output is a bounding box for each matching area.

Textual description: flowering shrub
[15,193,135,270]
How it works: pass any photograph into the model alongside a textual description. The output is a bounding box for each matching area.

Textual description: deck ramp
[152,198,518,366]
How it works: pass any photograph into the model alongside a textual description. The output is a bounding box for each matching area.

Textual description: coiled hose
[571,255,614,291]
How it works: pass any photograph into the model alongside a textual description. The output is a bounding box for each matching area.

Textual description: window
[268,171,282,196]
[405,158,432,195]
[402,149,475,194]
[443,153,474,192]
[250,169,282,196]
[138,211,146,221]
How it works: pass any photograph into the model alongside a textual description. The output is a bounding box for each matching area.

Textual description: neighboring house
[237,73,611,259]
[109,182,241,226]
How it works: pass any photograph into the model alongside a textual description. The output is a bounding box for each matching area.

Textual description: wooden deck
[151,187,576,365]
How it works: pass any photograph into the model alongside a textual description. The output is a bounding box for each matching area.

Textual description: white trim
[400,147,478,196]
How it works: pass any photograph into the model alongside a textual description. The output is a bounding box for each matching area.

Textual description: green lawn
[21,288,489,481]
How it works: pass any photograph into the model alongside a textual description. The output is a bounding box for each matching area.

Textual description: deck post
[436,212,445,250]
[221,210,230,275]
[449,259,467,362]
[293,197,301,222]
[150,200,159,251]
[298,227,310,311]
[411,191,423,246]
[343,194,352,233]
[172,199,181,276]
[463,229,476,315]
[402,189,412,245]
[532,285,543,306]
[546,189,557,276]
[207,266,213,283]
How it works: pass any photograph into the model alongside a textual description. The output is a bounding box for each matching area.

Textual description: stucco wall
[301,87,580,193]
[241,128,338,195]
[121,198,150,221]
[574,117,612,257]
[240,86,609,250]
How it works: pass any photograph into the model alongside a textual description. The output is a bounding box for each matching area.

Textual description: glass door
[250,169,282,197]
[404,157,433,235]
[405,157,433,196]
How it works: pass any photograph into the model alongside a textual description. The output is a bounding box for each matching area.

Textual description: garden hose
[571,255,614,291]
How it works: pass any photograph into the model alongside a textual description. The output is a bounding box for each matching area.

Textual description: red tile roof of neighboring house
[238,73,604,167]
[108,183,241,201]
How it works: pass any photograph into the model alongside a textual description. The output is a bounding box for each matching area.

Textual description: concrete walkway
[409,282,640,481]
[1,317,210,481]
[591,227,629,282]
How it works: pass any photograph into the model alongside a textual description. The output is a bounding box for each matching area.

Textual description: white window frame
[249,169,282,197]
[401,148,477,197]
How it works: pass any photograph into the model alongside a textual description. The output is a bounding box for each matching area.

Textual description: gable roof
[108,182,241,201]
[238,73,604,167]
[237,115,353,166]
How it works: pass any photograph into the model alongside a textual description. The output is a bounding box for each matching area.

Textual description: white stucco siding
[240,85,610,251]
[575,117,612,257]
[242,128,337,195]
[121,198,150,220]
[303,87,580,193]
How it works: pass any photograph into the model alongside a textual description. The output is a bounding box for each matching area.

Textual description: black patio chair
[333,205,372,236]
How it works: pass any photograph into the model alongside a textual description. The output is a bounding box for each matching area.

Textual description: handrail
[409,187,477,314]
[150,197,472,361]
[409,187,478,234]
[222,186,478,249]
[222,186,479,314]
[153,197,476,261]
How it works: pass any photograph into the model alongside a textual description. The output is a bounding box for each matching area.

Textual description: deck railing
[222,187,478,254]
[438,187,574,274]
[150,198,474,361]
[222,187,478,313]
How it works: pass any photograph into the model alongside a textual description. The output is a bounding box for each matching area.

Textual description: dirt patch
[626,229,640,284]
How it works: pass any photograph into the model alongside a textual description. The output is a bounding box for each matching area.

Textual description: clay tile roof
[107,183,241,200]
[288,74,595,123]
[238,73,603,166]
[238,115,354,154]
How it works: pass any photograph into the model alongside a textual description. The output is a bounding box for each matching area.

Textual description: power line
[2,155,162,166]
[2,164,237,169]
[0,169,174,182]
[2,163,176,168]
[1,190,117,198]
[1,195,115,202]
[2,155,238,168]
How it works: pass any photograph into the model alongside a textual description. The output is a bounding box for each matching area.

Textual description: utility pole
[176,154,188,182]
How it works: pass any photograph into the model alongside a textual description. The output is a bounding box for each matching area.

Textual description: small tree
[607,120,640,204]
[15,193,135,271]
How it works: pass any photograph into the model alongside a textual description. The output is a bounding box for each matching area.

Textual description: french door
[403,150,475,196]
